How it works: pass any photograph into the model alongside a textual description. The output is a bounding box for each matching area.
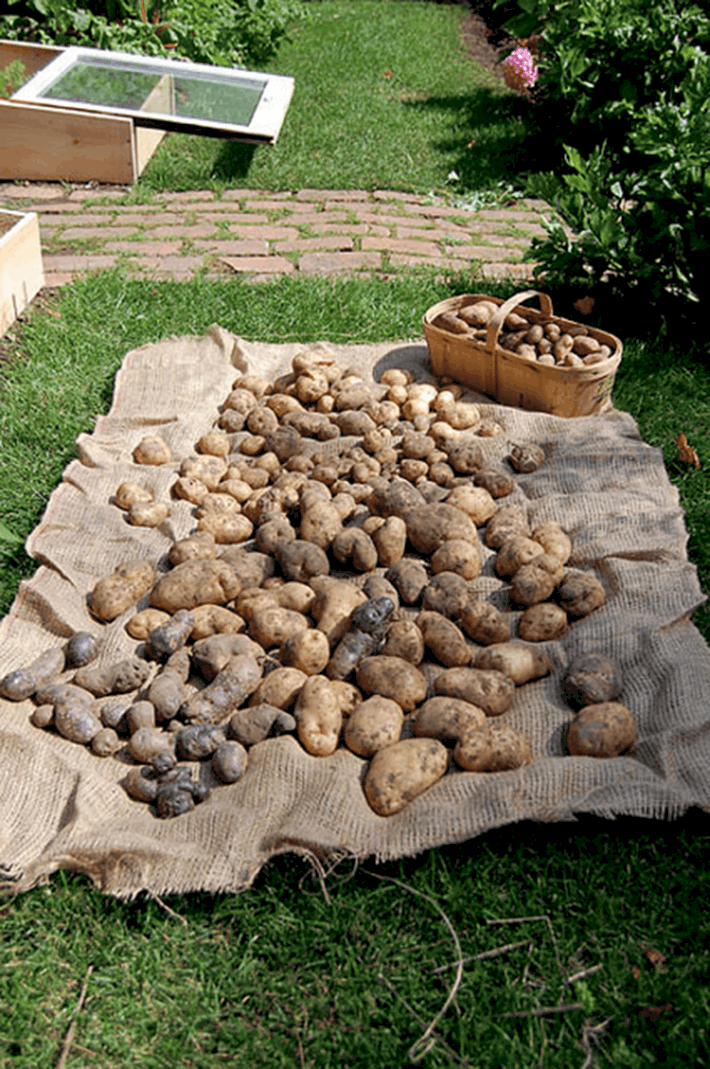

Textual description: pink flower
[503,47,538,92]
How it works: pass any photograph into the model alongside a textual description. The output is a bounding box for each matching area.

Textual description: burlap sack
[1,325,709,899]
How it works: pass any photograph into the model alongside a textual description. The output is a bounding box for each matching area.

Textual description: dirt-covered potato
[150,558,241,613]
[190,604,245,640]
[371,515,407,568]
[249,666,307,711]
[495,535,545,579]
[385,558,429,605]
[474,469,514,499]
[566,701,635,757]
[276,540,330,584]
[148,671,187,724]
[343,695,403,757]
[533,521,572,565]
[127,501,169,528]
[180,454,228,490]
[294,675,342,756]
[484,505,529,549]
[509,443,545,473]
[255,517,296,556]
[416,612,471,668]
[421,572,470,620]
[192,634,263,681]
[454,723,532,771]
[197,512,254,545]
[332,528,378,572]
[133,435,171,465]
[218,547,274,589]
[445,485,496,526]
[380,618,425,664]
[563,653,622,708]
[128,726,175,764]
[114,481,154,510]
[0,646,66,702]
[73,656,151,697]
[65,632,100,669]
[49,685,102,744]
[90,559,156,622]
[309,578,367,647]
[430,538,481,580]
[364,737,449,816]
[145,609,194,660]
[445,439,485,475]
[356,656,428,712]
[412,696,486,742]
[249,605,309,650]
[182,653,263,723]
[168,531,216,566]
[280,628,330,675]
[406,503,477,556]
[212,740,248,783]
[434,667,515,717]
[509,554,565,607]
[518,602,568,642]
[557,571,607,617]
[366,478,426,520]
[299,494,343,550]
[474,642,551,686]
[460,599,510,645]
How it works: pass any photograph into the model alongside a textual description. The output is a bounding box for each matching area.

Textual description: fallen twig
[56,964,94,1069]
[498,1002,584,1020]
[378,974,473,1069]
[432,940,531,974]
[147,890,188,926]
[486,914,565,980]
[579,1016,612,1069]
[565,964,603,985]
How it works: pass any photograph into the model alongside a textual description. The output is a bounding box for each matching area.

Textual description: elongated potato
[294,675,342,756]
[150,559,241,613]
[474,642,551,686]
[434,667,515,717]
[413,696,486,742]
[454,723,532,771]
[416,612,471,668]
[364,738,449,815]
[460,600,510,645]
[91,559,156,622]
[355,656,428,712]
[0,646,66,702]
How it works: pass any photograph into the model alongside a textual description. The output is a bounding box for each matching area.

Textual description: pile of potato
[1,345,635,819]
[434,299,614,368]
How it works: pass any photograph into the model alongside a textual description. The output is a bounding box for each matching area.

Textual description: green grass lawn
[136,0,537,195]
[1,270,710,1067]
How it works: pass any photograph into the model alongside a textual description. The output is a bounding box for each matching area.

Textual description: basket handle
[485,290,554,352]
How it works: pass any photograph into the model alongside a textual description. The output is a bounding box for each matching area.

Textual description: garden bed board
[0,207,44,338]
[1,326,709,899]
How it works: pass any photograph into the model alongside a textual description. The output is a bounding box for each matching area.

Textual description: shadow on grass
[210,140,259,182]
[400,86,549,188]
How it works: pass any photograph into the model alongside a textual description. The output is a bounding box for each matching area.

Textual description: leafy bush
[0,0,304,68]
[496,0,710,318]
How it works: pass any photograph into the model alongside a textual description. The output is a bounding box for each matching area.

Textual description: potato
[562,653,622,708]
[412,696,486,742]
[533,521,572,565]
[366,478,426,520]
[510,554,566,607]
[445,439,485,475]
[460,599,510,645]
[145,609,195,660]
[434,667,515,717]
[557,571,606,617]
[64,632,100,670]
[416,612,471,668]
[421,572,470,620]
[182,653,263,723]
[329,680,362,718]
[255,517,296,556]
[567,702,635,757]
[430,538,481,580]
[299,496,343,551]
[126,501,169,528]
[280,628,330,675]
[406,503,477,556]
[445,485,496,526]
[276,540,330,584]
[73,656,151,697]
[150,559,241,613]
[148,671,187,723]
[518,602,567,642]
[380,618,425,664]
[91,727,121,757]
[275,582,316,616]
[249,606,309,650]
[371,515,407,568]
[192,633,264,680]
[90,559,156,622]
[509,443,545,473]
[309,578,368,647]
[294,675,342,756]
[133,435,171,465]
[228,704,296,746]
[197,512,254,545]
[114,481,153,510]
[495,535,545,579]
[249,667,307,711]
[344,695,404,757]
[385,558,429,605]
[126,700,156,734]
[218,547,274,589]
[484,506,529,549]
[474,642,551,686]
[128,726,174,764]
[190,604,245,640]
[172,475,209,505]
[168,531,216,566]
[51,685,102,744]
[356,656,428,712]
[212,741,248,783]
[180,454,228,490]
[0,645,66,702]
[474,469,514,499]
[454,723,532,771]
[364,737,449,816]
[332,528,378,572]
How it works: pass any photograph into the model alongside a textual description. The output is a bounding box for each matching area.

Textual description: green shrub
[0,0,304,68]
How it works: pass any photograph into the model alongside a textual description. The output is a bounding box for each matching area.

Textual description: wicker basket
[423,289,623,418]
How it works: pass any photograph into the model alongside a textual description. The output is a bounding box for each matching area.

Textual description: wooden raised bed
[0,208,44,338]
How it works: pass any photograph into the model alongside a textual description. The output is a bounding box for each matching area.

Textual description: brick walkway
[0,183,549,287]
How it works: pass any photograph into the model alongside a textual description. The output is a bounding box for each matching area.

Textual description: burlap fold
[1,326,709,898]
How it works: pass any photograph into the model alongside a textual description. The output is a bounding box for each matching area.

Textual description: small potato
[421,572,470,620]
[275,582,316,616]
[197,512,254,545]
[182,654,263,724]
[332,528,378,572]
[168,531,216,566]
[229,704,296,746]
[372,516,407,568]
[406,504,477,556]
[197,429,230,457]
[484,506,529,549]
[127,501,169,528]
[509,443,545,474]
[114,482,153,510]
[380,618,425,664]
[416,612,471,668]
[276,541,330,584]
[356,656,428,713]
[557,571,606,617]
[250,667,307,711]
[385,558,429,605]
[212,741,248,783]
[330,680,363,718]
[294,675,342,756]
[495,536,545,579]
[172,475,209,505]
[567,702,635,757]
[74,656,151,697]
[430,539,481,580]
[413,696,486,742]
[249,606,309,650]
[280,628,330,675]
[474,642,551,686]
[434,667,515,717]
[533,521,572,565]
[133,435,171,465]
[563,653,622,708]
[445,439,485,475]
[0,646,66,702]
[445,485,496,526]
[509,554,565,607]
[344,695,403,757]
[91,559,156,622]
[309,578,368,647]
[454,723,532,772]
[364,737,449,816]
[518,602,567,642]
[190,604,245,640]
[180,454,228,491]
[460,600,510,646]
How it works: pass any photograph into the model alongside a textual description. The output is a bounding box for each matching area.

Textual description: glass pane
[39,62,161,110]
[172,75,263,126]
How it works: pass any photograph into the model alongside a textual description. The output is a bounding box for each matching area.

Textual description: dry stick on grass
[498,1002,584,1020]
[432,939,532,974]
[55,964,94,1069]
[487,914,566,980]
[147,889,188,927]
[579,1016,612,1069]
[378,974,474,1069]
[365,871,465,1064]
